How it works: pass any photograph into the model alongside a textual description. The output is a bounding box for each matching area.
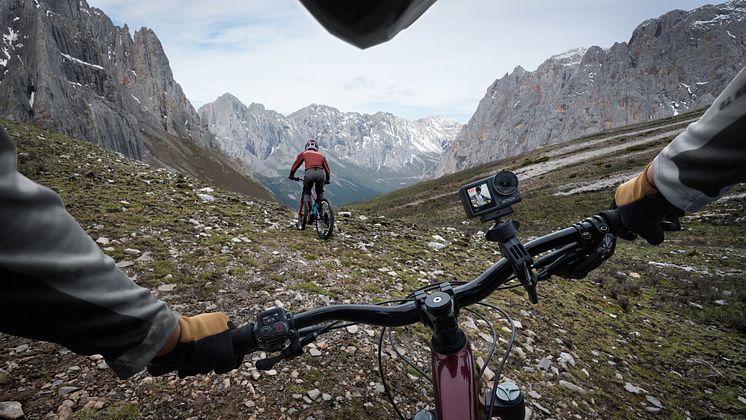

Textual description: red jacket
[290,150,331,181]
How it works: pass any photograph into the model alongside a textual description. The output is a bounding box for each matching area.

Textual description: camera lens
[493,171,518,196]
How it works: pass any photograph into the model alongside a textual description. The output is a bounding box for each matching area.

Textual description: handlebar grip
[231,323,258,356]
[599,209,623,235]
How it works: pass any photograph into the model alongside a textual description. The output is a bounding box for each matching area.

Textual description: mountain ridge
[199,94,462,206]
[0,0,274,200]
[435,0,746,176]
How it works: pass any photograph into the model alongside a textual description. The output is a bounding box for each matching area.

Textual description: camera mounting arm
[486,216,539,304]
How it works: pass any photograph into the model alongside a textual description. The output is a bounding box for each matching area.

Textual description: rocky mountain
[199,94,461,206]
[0,0,273,200]
[435,0,746,176]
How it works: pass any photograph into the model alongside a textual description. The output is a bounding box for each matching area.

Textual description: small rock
[615,373,623,380]
[528,390,541,399]
[463,318,478,330]
[13,344,29,353]
[359,215,369,221]
[59,386,79,397]
[537,357,551,371]
[482,366,495,381]
[513,347,526,360]
[95,237,110,245]
[346,325,359,334]
[558,352,576,366]
[243,400,255,408]
[432,235,446,242]
[250,370,261,380]
[56,400,74,420]
[0,401,24,419]
[737,396,746,405]
[198,187,214,193]
[479,332,494,344]
[123,248,141,255]
[373,383,385,394]
[338,211,352,218]
[265,369,278,376]
[428,242,446,251]
[197,193,215,202]
[645,407,662,414]
[629,272,641,278]
[115,261,134,268]
[559,380,585,394]
[158,284,177,292]
[688,302,703,310]
[646,395,663,408]
[307,389,321,401]
[624,382,642,394]
[135,252,154,264]
[322,393,332,401]
[309,348,322,357]
[714,300,728,306]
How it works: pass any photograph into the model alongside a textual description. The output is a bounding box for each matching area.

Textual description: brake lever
[255,331,319,371]
[661,209,685,231]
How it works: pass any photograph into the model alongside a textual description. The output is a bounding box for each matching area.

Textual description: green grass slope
[0,117,744,419]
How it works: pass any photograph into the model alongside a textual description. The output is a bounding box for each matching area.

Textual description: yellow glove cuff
[178,312,229,342]
[615,163,657,206]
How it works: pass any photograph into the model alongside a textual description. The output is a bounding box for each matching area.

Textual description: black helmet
[305,139,318,151]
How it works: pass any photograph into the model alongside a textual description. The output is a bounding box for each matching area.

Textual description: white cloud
[87,0,720,122]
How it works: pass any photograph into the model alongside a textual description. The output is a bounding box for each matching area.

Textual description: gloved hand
[147,312,253,378]
[324,180,330,185]
[613,164,683,245]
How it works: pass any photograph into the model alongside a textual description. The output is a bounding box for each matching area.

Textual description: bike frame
[296,182,321,216]
[432,341,481,419]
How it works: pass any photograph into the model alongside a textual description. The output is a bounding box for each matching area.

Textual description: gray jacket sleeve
[0,126,178,379]
[652,66,746,212]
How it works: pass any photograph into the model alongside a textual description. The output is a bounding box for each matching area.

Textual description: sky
[86,0,722,123]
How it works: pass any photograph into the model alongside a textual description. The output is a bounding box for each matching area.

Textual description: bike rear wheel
[299,202,310,230]
[315,199,334,239]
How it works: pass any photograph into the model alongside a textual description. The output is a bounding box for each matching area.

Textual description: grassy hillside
[1,118,744,419]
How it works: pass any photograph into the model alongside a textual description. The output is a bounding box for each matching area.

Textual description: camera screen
[467,182,494,212]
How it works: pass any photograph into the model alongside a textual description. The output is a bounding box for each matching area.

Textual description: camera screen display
[466,182,495,213]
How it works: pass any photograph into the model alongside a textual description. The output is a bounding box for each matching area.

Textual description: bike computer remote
[255,307,292,351]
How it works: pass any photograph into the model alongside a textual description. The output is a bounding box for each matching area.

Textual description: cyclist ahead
[289,139,331,229]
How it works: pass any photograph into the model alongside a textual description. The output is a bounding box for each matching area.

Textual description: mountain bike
[232,170,672,419]
[291,177,334,239]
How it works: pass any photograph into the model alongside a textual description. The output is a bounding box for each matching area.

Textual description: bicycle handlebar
[290,209,622,331]
[235,209,622,357]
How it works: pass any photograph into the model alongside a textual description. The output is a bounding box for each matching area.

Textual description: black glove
[324,180,330,185]
[612,193,683,245]
[148,313,254,378]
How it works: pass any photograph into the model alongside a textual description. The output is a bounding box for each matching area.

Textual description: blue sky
[87,0,723,123]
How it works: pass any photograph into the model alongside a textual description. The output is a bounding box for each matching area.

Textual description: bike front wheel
[315,199,334,240]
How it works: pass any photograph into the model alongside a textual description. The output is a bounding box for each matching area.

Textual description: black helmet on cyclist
[305,139,318,151]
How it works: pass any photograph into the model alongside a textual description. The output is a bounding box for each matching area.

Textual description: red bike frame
[432,343,481,419]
